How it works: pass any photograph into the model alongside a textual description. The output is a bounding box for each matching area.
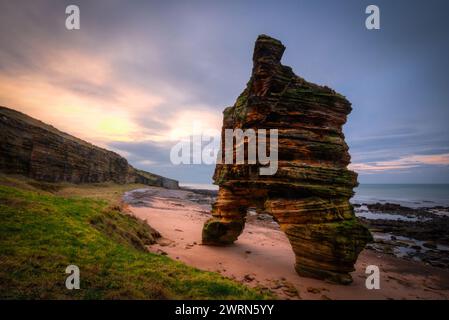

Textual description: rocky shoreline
[354,202,449,269]
[177,188,449,271]
[178,188,449,269]
[123,186,449,299]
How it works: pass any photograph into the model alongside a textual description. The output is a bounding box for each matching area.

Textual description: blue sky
[1,0,448,184]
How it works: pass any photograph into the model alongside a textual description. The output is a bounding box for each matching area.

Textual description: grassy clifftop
[0,177,266,299]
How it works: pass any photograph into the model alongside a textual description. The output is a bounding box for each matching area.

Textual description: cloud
[350,153,449,174]
[0,54,165,144]
[0,39,223,147]
[0,0,224,148]
[1,0,449,183]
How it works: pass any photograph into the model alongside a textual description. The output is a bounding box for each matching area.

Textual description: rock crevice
[202,35,371,284]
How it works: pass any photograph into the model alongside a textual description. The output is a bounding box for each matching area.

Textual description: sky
[0,0,448,184]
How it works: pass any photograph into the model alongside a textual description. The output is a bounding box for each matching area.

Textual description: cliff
[201,35,371,284]
[0,106,178,189]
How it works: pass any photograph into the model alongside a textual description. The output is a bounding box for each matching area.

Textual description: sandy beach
[123,187,449,300]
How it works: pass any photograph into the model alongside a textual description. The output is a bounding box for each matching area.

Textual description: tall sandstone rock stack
[202,35,372,284]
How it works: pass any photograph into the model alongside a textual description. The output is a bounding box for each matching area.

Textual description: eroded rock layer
[202,35,372,284]
[0,106,178,189]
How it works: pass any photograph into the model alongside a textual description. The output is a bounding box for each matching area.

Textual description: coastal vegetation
[0,175,267,299]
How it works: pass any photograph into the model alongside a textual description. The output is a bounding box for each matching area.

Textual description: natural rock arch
[201,35,372,284]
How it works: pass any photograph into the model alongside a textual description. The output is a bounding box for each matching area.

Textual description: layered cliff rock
[0,106,178,189]
[202,35,372,284]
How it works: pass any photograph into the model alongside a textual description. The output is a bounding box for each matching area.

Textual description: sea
[180,183,449,208]
[353,184,449,208]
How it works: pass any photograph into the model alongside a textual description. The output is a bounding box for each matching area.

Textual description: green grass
[0,183,268,299]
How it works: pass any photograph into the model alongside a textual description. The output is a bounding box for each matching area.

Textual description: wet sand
[124,187,449,300]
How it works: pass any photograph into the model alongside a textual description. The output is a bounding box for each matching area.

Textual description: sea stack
[201,35,372,284]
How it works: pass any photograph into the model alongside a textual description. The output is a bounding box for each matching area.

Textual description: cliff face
[0,106,178,189]
[201,35,371,284]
